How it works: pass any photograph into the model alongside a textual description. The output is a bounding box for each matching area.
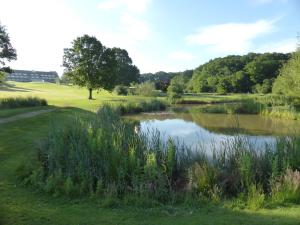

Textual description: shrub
[0,97,47,109]
[114,85,128,95]
[133,81,158,97]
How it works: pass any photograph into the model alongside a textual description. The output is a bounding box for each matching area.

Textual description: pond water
[127,106,300,153]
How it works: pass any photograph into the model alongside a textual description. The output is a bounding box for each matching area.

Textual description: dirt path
[0,109,55,125]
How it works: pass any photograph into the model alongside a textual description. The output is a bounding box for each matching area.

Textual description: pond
[127,105,300,153]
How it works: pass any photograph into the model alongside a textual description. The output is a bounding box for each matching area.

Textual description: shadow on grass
[0,83,40,92]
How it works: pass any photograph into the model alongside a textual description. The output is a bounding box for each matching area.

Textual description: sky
[0,0,299,75]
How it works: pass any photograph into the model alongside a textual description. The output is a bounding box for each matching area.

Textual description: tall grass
[17,104,191,202]
[114,99,167,115]
[196,99,263,114]
[194,95,300,120]
[0,97,47,109]
[18,104,300,207]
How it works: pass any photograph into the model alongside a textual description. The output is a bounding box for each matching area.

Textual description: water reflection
[128,106,300,152]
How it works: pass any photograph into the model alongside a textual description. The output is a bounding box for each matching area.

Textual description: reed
[0,97,47,109]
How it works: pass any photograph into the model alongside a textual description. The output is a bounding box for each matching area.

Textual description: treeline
[140,70,193,91]
[189,52,291,94]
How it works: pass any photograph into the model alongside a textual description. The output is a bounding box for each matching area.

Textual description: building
[6,70,59,83]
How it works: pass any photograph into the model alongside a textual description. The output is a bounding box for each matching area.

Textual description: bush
[133,81,158,97]
[167,75,185,103]
[114,85,128,95]
[0,97,47,109]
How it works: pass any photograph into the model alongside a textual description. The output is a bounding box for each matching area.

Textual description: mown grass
[1,109,300,224]
[0,82,163,111]
[0,106,51,118]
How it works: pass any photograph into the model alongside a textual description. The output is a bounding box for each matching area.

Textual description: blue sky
[0,0,299,75]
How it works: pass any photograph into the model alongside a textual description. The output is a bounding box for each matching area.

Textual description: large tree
[63,35,117,99]
[0,23,17,82]
[111,47,140,85]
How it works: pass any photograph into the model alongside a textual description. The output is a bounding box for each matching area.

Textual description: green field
[1,82,300,224]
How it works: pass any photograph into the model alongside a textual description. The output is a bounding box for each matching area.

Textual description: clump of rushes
[113,99,167,115]
[18,103,300,207]
[0,97,47,109]
[18,104,190,202]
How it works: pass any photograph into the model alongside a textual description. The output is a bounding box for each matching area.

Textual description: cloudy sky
[0,0,299,75]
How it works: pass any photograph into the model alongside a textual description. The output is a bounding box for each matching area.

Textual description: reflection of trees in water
[183,111,300,136]
[127,107,300,136]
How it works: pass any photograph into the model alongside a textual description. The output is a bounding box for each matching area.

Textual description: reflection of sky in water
[140,119,276,153]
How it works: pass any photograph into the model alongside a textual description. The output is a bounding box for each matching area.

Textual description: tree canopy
[272,50,300,96]
[63,35,139,99]
[0,23,17,74]
[189,53,290,94]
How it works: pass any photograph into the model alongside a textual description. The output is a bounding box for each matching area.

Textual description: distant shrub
[114,85,128,95]
[133,81,158,97]
[0,97,47,109]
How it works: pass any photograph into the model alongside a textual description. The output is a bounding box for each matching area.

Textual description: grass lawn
[0,82,154,112]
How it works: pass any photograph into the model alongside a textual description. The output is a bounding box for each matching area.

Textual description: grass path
[0,108,56,124]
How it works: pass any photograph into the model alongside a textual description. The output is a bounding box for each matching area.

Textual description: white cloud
[0,0,91,75]
[186,19,277,54]
[256,38,297,53]
[168,51,194,61]
[98,0,151,13]
[96,0,153,73]
[0,0,153,75]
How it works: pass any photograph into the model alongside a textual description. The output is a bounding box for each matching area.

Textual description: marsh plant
[0,97,47,109]
[18,104,300,208]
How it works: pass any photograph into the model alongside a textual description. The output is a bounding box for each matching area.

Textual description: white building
[6,70,58,83]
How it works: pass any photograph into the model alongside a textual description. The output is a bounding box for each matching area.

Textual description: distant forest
[141,52,291,94]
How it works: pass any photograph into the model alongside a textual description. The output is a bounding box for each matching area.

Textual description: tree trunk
[88,88,93,100]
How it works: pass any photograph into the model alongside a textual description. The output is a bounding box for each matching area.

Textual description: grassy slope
[0,82,155,117]
[1,110,300,225]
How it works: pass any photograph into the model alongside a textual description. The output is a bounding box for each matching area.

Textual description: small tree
[63,35,117,99]
[0,71,6,84]
[167,75,185,103]
[273,50,300,96]
[135,81,157,96]
[0,23,17,75]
